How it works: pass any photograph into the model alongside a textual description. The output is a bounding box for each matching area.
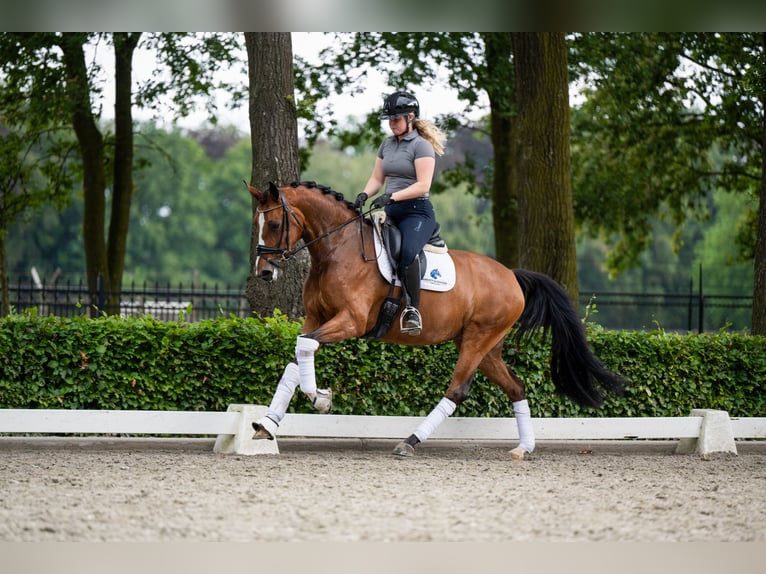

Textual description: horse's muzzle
[255,256,279,282]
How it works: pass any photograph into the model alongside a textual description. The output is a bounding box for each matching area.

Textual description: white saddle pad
[372,226,456,292]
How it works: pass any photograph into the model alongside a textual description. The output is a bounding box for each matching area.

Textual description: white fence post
[675,409,737,457]
[213,404,278,455]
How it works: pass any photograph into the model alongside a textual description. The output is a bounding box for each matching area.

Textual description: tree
[7,125,255,289]
[244,32,307,320]
[0,33,78,315]
[0,125,75,315]
[58,33,116,312]
[752,34,766,334]
[0,32,242,314]
[569,33,766,333]
[126,125,252,287]
[512,33,578,300]
[483,33,519,267]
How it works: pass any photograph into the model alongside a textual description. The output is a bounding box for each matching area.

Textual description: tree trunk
[0,228,8,316]
[753,33,766,335]
[59,33,108,315]
[512,33,579,303]
[106,32,140,315]
[244,32,308,320]
[482,33,519,268]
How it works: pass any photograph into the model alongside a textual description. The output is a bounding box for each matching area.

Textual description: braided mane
[288,181,356,212]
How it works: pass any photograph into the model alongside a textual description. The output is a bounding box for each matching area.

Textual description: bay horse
[247,181,626,460]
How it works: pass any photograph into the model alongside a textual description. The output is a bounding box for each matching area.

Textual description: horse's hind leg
[393,330,502,457]
[478,343,535,460]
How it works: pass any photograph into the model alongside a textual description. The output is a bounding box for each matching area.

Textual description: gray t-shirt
[377,130,435,197]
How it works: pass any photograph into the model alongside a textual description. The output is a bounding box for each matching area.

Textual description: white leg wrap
[513,399,535,453]
[265,362,300,424]
[295,336,320,395]
[413,397,457,443]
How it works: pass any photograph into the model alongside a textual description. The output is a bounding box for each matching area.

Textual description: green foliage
[8,124,255,286]
[135,33,244,124]
[1,313,764,418]
[126,126,253,286]
[569,32,764,274]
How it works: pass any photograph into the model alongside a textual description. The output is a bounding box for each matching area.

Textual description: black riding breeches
[385,198,436,267]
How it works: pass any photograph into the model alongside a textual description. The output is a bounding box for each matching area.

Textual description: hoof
[252,426,273,440]
[510,446,527,461]
[307,389,332,414]
[392,441,415,457]
[252,417,277,440]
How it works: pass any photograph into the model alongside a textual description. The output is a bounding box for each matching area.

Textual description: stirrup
[400,306,422,336]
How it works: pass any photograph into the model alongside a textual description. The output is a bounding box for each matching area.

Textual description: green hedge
[1,312,764,417]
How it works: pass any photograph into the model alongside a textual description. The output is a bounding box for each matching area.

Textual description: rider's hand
[353,192,368,211]
[371,194,394,209]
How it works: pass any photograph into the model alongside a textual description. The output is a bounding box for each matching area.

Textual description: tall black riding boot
[399,259,422,336]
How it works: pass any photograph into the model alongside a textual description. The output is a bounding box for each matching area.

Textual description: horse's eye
[268,221,281,232]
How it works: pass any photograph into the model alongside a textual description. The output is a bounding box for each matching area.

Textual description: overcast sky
[102,32,482,132]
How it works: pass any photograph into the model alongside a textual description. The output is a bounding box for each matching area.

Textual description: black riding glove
[371,194,394,209]
[353,192,368,212]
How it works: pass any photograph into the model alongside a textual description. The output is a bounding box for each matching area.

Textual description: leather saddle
[371,212,448,275]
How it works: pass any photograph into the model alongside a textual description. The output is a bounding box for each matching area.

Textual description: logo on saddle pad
[371,221,456,292]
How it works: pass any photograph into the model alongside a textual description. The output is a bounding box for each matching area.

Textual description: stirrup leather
[400,306,422,335]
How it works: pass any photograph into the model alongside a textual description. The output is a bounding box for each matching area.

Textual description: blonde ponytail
[413,118,447,156]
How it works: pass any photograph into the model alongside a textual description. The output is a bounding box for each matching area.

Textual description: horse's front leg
[253,310,367,440]
[294,334,332,414]
[252,334,330,440]
[252,359,301,439]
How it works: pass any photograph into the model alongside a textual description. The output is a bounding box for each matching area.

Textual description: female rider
[355,91,446,336]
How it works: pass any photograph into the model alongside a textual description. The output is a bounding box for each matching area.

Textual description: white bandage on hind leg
[513,399,535,453]
[265,362,301,424]
[413,397,457,443]
[295,336,320,395]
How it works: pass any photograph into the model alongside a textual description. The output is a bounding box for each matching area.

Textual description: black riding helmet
[379,91,420,120]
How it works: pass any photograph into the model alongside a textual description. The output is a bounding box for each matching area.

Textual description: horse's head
[247,182,305,282]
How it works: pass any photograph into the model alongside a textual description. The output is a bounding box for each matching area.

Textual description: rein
[255,190,369,266]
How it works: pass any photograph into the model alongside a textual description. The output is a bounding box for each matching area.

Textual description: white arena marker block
[213,404,279,455]
[675,409,737,457]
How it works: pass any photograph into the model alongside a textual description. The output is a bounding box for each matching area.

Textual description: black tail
[513,269,627,408]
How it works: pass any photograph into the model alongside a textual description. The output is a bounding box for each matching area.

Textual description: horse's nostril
[259,269,274,282]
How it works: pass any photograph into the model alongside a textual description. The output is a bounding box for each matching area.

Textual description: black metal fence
[9,277,250,322]
[577,291,753,333]
[7,277,753,332]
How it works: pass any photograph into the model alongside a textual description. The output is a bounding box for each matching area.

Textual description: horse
[247,180,626,460]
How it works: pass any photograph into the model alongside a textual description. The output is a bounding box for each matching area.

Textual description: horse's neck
[303,207,347,237]
[293,196,363,257]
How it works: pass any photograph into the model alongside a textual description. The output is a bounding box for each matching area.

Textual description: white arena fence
[0,406,764,457]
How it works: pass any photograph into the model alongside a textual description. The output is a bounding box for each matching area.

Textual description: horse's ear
[245,181,262,201]
[268,181,280,201]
